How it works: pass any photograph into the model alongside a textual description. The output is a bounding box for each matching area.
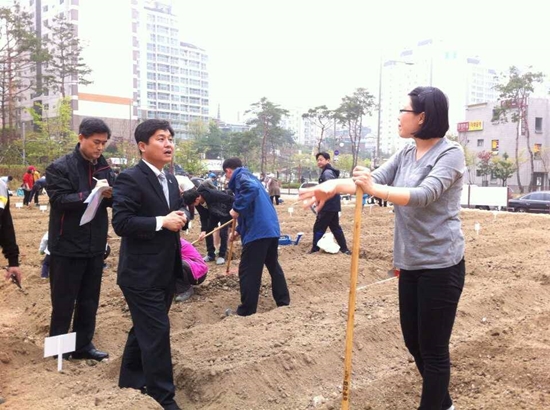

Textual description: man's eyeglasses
[399,109,419,114]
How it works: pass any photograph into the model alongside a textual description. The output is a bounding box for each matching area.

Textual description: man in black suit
[112,119,188,410]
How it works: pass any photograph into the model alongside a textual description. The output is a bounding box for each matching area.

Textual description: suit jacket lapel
[137,160,169,211]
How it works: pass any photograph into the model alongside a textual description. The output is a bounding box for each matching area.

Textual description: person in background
[175,238,208,301]
[267,173,281,205]
[33,168,41,182]
[182,185,234,266]
[1,176,13,185]
[22,167,35,206]
[308,152,351,255]
[46,117,115,362]
[299,86,464,410]
[39,231,50,279]
[0,178,22,286]
[29,175,47,206]
[222,157,290,316]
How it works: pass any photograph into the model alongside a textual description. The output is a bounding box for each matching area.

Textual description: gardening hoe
[226,218,237,274]
[341,187,363,410]
[191,219,233,245]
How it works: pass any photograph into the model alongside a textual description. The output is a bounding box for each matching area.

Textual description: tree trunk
[514,120,523,193]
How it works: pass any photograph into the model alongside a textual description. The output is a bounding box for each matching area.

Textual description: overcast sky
[175,0,550,122]
[2,0,548,123]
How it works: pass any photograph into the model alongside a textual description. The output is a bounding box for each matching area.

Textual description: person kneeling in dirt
[182,185,234,266]
[174,238,208,302]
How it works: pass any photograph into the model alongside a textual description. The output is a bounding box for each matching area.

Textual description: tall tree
[43,14,92,98]
[491,152,517,187]
[196,121,224,159]
[302,105,333,153]
[333,88,376,172]
[173,139,205,176]
[245,97,288,174]
[267,128,294,172]
[24,97,78,164]
[225,130,260,169]
[0,4,43,141]
[493,66,544,193]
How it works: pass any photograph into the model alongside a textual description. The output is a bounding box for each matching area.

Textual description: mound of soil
[1,200,549,409]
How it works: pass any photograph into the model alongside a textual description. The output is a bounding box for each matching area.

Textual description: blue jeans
[399,259,465,410]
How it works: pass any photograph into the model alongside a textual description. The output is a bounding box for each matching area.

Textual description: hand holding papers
[80,179,111,226]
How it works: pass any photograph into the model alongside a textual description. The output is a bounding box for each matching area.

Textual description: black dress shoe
[341,249,352,255]
[71,348,109,361]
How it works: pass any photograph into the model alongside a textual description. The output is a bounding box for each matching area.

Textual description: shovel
[341,187,363,409]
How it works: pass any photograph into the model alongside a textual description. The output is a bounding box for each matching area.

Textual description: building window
[535,117,542,133]
[534,143,542,160]
[477,139,484,147]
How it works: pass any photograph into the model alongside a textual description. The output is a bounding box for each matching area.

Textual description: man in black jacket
[182,184,234,265]
[0,179,21,285]
[309,152,350,254]
[45,117,115,361]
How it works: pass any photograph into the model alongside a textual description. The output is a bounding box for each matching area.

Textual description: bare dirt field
[1,198,550,409]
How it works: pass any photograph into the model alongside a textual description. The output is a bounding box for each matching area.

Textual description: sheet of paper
[80,186,110,226]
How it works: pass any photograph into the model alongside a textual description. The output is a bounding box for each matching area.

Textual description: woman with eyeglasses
[299,86,465,410]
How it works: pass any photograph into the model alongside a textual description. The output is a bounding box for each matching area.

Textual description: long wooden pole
[341,187,363,409]
[191,219,233,245]
[225,218,237,273]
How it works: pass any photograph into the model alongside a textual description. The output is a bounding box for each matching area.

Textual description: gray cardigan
[372,137,465,270]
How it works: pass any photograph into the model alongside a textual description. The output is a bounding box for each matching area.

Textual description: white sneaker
[174,287,194,302]
[203,255,215,262]
[446,405,455,410]
[216,257,225,265]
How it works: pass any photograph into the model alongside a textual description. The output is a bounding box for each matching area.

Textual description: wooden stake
[225,218,237,274]
[341,188,363,409]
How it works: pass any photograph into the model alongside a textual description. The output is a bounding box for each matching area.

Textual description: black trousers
[23,189,31,205]
[174,260,206,294]
[205,216,229,258]
[119,283,177,409]
[311,211,349,252]
[49,254,104,352]
[29,186,41,204]
[399,259,465,410]
[237,237,290,316]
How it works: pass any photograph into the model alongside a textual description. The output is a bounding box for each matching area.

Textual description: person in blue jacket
[222,157,290,316]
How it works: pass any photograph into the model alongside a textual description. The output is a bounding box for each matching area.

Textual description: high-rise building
[138,1,209,138]
[377,38,498,161]
[20,0,137,140]
[19,0,208,141]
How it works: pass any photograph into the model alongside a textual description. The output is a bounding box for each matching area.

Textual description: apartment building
[459,98,550,191]
[19,0,208,141]
[378,38,498,159]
